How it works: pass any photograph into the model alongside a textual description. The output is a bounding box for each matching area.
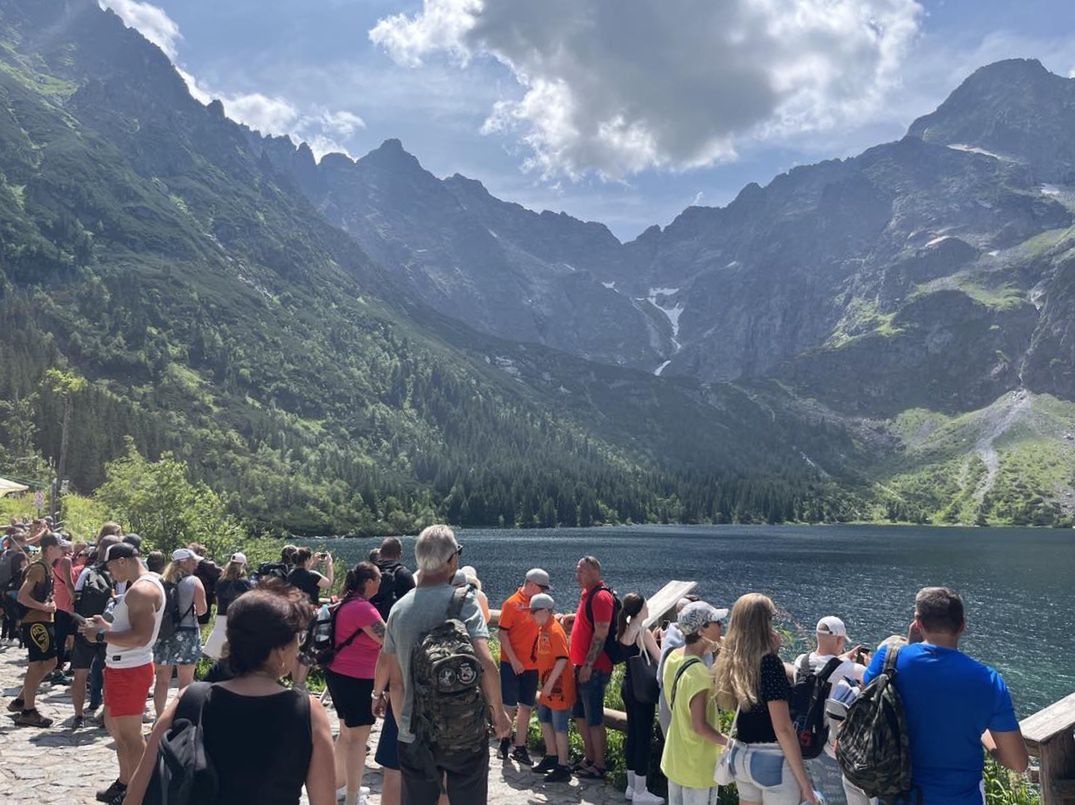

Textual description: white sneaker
[633,790,664,805]
[624,787,634,800]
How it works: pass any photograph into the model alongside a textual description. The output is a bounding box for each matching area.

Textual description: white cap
[816,616,848,638]
[172,548,204,563]
[451,570,468,587]
[460,565,478,579]
[230,552,247,565]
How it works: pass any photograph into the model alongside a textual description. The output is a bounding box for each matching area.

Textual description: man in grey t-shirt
[382,525,510,804]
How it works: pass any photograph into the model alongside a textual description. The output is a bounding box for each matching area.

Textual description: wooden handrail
[1022,692,1075,805]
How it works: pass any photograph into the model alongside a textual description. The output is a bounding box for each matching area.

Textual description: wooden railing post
[1021,691,1075,805]
[1039,731,1075,805]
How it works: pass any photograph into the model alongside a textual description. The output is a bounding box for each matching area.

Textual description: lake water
[301,524,1075,716]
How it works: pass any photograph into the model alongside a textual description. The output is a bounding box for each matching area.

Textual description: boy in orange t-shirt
[529,593,575,783]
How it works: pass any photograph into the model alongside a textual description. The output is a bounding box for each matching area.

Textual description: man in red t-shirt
[568,555,615,779]
[496,567,552,764]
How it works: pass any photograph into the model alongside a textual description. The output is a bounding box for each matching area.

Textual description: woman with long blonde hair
[713,594,817,805]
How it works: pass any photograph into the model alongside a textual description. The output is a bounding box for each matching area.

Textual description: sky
[100,0,1075,240]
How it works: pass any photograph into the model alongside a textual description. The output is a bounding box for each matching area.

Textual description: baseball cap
[172,548,204,563]
[816,616,848,638]
[678,601,728,635]
[104,542,138,562]
[230,552,247,565]
[525,568,552,590]
[529,592,555,611]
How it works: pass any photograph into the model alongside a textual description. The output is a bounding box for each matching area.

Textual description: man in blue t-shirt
[865,587,1028,804]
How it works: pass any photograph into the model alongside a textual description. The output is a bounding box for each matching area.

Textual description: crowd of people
[0,517,1033,805]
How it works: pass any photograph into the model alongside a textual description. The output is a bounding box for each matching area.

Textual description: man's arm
[984,729,1029,772]
[579,620,610,683]
[88,582,159,647]
[689,688,727,747]
[473,636,511,738]
[59,557,76,600]
[384,651,404,722]
[541,657,568,698]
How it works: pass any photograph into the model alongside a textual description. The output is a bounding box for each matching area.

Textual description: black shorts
[375,702,400,771]
[324,668,375,728]
[70,633,106,670]
[23,622,57,663]
[499,662,539,708]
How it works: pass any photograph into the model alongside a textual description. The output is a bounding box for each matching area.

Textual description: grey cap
[678,601,728,635]
[525,568,552,590]
[529,592,556,611]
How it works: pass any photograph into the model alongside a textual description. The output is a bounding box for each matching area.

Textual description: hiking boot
[510,745,532,765]
[12,709,53,727]
[48,670,70,685]
[96,780,126,802]
[71,715,85,730]
[498,737,512,759]
[6,697,24,712]
[532,755,559,774]
[544,765,572,783]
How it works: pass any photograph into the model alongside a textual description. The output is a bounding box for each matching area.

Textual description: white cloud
[370,0,923,179]
[317,110,366,137]
[98,0,181,60]
[98,0,365,160]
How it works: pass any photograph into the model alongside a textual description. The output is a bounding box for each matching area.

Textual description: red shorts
[104,663,155,717]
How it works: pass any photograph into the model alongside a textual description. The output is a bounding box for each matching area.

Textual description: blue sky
[103,0,1075,240]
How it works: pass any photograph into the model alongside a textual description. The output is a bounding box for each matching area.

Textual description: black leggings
[1,594,19,642]
[621,679,657,775]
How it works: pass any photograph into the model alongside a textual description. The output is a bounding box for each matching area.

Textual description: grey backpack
[835,645,913,799]
[410,586,488,752]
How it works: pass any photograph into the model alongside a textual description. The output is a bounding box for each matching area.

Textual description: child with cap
[661,601,728,805]
[528,592,575,783]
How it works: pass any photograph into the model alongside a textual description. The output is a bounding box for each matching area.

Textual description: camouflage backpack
[410,586,489,752]
[835,645,913,799]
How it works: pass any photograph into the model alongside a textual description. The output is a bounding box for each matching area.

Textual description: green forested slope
[0,0,850,533]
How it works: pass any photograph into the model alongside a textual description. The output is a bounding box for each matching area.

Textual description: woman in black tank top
[124,586,336,805]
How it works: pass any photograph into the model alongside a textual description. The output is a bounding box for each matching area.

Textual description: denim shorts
[499,662,539,708]
[537,703,571,733]
[725,741,800,805]
[571,667,610,727]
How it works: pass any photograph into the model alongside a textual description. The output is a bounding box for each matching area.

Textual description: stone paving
[0,643,625,804]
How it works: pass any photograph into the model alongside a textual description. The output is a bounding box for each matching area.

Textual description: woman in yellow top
[661,601,728,805]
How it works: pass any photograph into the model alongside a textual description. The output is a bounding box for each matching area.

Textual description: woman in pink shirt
[325,562,385,805]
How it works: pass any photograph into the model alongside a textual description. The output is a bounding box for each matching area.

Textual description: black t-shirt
[287,567,322,606]
[736,653,791,743]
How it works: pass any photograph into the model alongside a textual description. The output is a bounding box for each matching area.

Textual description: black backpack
[836,645,913,799]
[789,654,844,760]
[254,562,290,583]
[157,579,194,642]
[306,599,368,668]
[145,682,218,805]
[371,563,400,620]
[584,584,625,665]
[75,565,113,618]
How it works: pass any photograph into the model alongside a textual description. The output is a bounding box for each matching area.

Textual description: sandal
[575,765,607,780]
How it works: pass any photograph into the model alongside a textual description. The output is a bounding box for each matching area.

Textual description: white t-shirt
[796,651,867,758]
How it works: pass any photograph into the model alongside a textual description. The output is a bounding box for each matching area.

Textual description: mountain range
[1,0,1072,531]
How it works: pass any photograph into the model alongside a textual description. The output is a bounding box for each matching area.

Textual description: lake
[301,524,1075,716]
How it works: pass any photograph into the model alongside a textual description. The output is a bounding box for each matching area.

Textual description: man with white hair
[794,616,869,805]
[382,525,511,804]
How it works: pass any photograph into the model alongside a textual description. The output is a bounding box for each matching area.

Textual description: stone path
[0,644,625,804]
